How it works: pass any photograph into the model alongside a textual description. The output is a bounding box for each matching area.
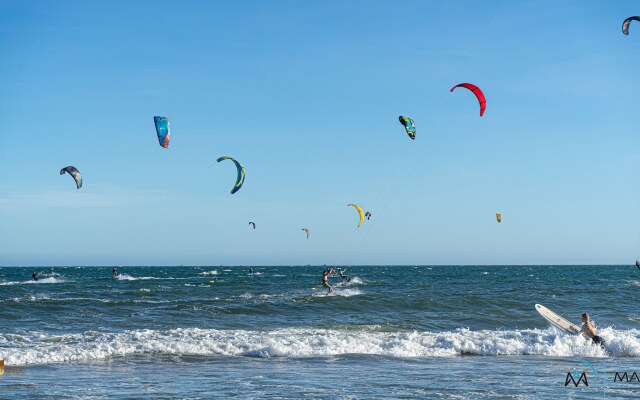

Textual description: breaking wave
[2,326,637,366]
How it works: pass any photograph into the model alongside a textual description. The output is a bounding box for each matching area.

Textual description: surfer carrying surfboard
[581,313,605,347]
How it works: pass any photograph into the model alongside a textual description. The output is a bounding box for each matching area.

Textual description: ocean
[0,265,639,399]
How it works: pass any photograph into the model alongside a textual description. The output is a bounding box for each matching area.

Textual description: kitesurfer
[32,272,38,281]
[249,267,254,274]
[338,269,350,282]
[322,268,334,294]
[581,313,605,347]
[112,268,118,279]
[636,260,640,269]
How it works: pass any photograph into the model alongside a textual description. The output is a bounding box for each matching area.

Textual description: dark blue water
[0,265,638,399]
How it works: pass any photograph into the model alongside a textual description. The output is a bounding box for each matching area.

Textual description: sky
[1,0,640,266]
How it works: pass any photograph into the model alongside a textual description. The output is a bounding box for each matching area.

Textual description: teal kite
[217,156,245,194]
[399,116,416,140]
[154,116,170,148]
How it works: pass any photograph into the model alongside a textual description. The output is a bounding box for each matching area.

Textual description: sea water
[0,265,639,398]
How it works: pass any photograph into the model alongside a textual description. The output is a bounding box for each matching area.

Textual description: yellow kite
[348,204,365,228]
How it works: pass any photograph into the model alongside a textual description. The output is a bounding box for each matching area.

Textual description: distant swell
[2,326,638,366]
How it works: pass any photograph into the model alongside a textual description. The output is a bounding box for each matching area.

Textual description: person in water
[322,268,334,294]
[636,260,640,269]
[249,267,254,274]
[338,269,350,282]
[32,272,39,281]
[581,313,605,347]
[112,268,118,279]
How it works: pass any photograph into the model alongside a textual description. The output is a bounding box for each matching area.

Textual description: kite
[398,116,416,140]
[217,156,245,194]
[623,16,640,35]
[302,228,310,239]
[348,204,365,228]
[60,166,82,189]
[154,116,171,148]
[450,83,486,116]
[249,222,256,230]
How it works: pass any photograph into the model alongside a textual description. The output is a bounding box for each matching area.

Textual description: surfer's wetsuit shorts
[592,336,605,347]
[322,281,330,288]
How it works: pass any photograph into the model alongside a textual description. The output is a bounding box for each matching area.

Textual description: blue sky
[1,1,639,265]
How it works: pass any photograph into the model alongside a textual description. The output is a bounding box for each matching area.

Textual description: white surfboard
[535,304,581,335]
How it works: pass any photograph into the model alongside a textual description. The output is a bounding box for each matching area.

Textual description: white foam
[115,275,179,281]
[3,326,637,366]
[8,295,52,303]
[334,277,364,287]
[314,288,363,297]
[0,277,66,285]
[199,270,218,276]
[332,288,363,297]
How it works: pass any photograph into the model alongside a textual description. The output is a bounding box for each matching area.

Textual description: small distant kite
[302,228,310,239]
[398,116,416,140]
[60,166,82,189]
[450,83,486,117]
[365,211,372,220]
[217,156,245,194]
[348,204,365,228]
[249,222,256,230]
[496,213,502,223]
[154,116,171,148]
[623,16,640,35]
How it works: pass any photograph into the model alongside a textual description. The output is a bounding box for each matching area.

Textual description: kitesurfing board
[535,304,580,335]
